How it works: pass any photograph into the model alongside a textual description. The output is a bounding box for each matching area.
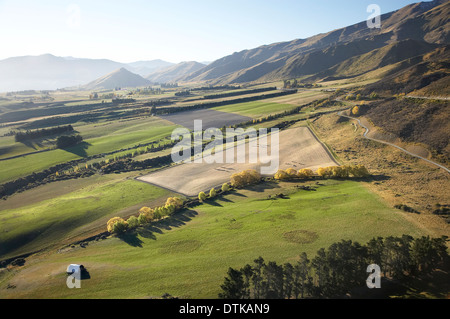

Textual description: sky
[0,0,425,63]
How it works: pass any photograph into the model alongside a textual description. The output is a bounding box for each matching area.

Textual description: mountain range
[0,0,448,92]
[181,0,449,85]
[146,61,206,83]
[0,55,173,92]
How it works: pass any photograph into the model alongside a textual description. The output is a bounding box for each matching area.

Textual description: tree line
[0,138,177,199]
[203,87,276,100]
[107,197,185,234]
[219,235,449,299]
[14,125,74,142]
[154,90,298,116]
[56,135,83,149]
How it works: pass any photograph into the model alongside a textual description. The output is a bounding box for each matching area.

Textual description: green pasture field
[0,172,174,259]
[0,179,426,299]
[213,101,298,118]
[0,117,178,183]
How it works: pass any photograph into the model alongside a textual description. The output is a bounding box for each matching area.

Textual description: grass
[0,117,178,183]
[0,179,427,299]
[213,101,297,118]
[0,173,172,259]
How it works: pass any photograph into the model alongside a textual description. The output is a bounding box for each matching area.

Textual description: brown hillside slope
[181,0,450,84]
[363,98,450,164]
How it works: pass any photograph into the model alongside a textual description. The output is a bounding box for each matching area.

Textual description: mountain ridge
[81,67,151,90]
[180,0,449,84]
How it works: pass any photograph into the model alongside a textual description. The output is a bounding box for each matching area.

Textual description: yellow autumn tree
[317,167,333,178]
[198,191,207,202]
[274,169,289,180]
[222,183,231,193]
[230,170,261,188]
[352,105,360,116]
[286,168,297,178]
[349,164,370,178]
[165,197,184,210]
[107,217,128,234]
[297,168,314,179]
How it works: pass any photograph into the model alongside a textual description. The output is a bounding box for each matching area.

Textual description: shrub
[112,221,129,234]
[274,169,289,180]
[351,106,360,115]
[230,170,261,188]
[138,213,149,225]
[286,168,297,178]
[317,165,370,179]
[394,204,420,214]
[209,188,217,198]
[317,167,333,178]
[165,197,184,209]
[165,204,176,215]
[127,216,139,229]
[297,169,314,179]
[139,207,154,222]
[107,217,128,234]
[198,191,207,202]
[349,165,370,178]
[153,208,163,220]
[222,183,231,193]
[56,135,83,149]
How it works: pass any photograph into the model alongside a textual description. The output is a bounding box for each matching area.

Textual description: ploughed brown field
[137,126,338,196]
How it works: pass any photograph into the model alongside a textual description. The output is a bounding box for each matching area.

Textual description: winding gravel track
[338,111,450,174]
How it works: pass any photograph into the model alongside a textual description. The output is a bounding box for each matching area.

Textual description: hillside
[304,39,441,81]
[82,68,151,90]
[0,55,172,92]
[0,54,124,92]
[146,61,206,83]
[181,0,450,84]
[363,98,450,164]
[126,60,175,77]
[359,45,450,95]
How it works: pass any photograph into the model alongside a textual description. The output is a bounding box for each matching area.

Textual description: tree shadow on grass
[137,227,159,239]
[204,200,223,207]
[229,191,247,198]
[61,141,92,158]
[118,232,144,248]
[217,196,234,203]
[117,209,199,247]
[153,209,198,232]
[246,181,281,193]
[20,140,37,150]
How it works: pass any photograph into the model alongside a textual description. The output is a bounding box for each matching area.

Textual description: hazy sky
[0,0,423,63]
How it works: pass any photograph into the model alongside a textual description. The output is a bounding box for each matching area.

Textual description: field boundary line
[306,121,341,166]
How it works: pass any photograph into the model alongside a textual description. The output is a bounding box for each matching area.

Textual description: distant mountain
[0,54,125,92]
[146,61,206,83]
[0,55,172,92]
[182,0,450,84]
[82,68,151,90]
[125,60,174,77]
[1,0,448,92]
